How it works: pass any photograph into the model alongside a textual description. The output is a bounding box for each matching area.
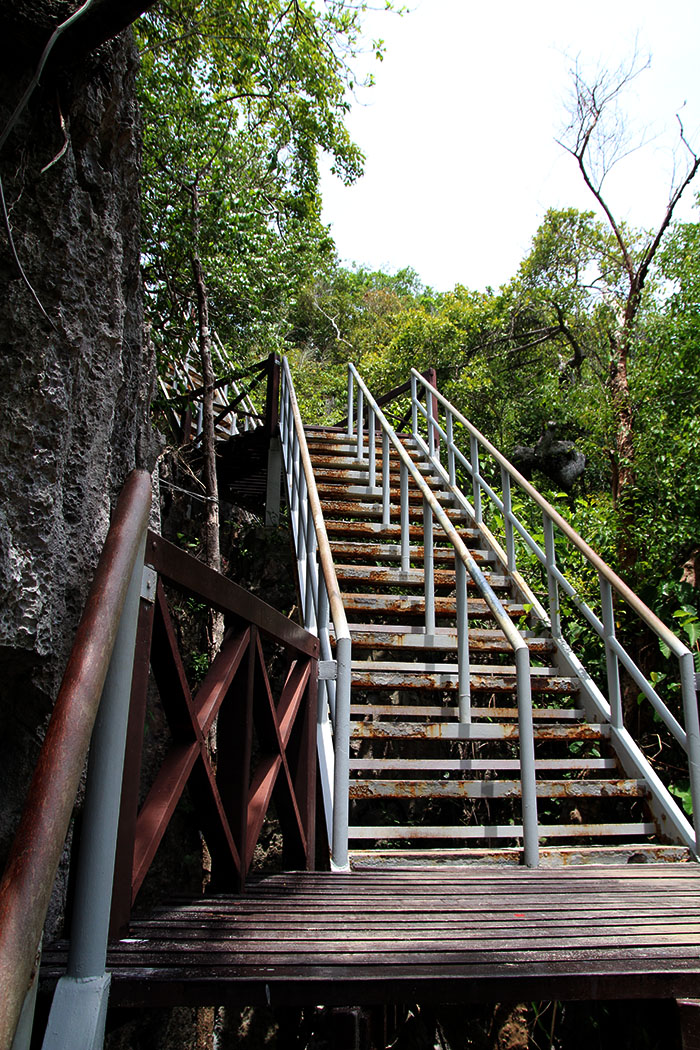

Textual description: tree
[560,55,700,571]
[136,0,383,578]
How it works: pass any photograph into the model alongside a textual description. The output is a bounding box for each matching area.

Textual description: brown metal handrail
[0,470,152,1050]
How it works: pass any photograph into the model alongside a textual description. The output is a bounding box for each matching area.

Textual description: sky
[319,0,700,293]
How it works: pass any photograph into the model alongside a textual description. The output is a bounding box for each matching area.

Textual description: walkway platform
[42,866,700,1008]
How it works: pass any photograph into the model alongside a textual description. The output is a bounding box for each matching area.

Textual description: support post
[42,532,147,1050]
[600,574,623,730]
[516,645,539,868]
[456,556,470,722]
[423,498,435,635]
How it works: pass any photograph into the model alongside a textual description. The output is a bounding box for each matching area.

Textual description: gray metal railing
[408,367,700,857]
[280,358,352,870]
[347,364,540,867]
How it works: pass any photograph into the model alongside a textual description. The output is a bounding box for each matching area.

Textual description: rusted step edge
[348,822,657,840]
[350,722,609,741]
[349,758,619,771]
[349,705,585,720]
[320,501,468,520]
[317,485,455,504]
[330,542,495,564]
[324,520,480,541]
[342,595,528,618]
[336,566,510,588]
[348,844,691,868]
[351,672,579,693]
[337,625,553,651]
[352,660,563,676]
[348,779,648,800]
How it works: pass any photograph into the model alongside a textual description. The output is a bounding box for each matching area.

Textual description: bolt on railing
[280,358,352,870]
[409,367,700,857]
[348,364,540,867]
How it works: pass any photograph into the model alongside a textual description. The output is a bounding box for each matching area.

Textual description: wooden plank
[349,757,618,771]
[350,721,607,741]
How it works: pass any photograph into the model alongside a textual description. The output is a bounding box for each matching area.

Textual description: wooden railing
[0,469,318,1049]
[110,530,318,934]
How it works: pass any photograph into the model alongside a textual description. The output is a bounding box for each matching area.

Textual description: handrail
[348,364,539,866]
[409,368,700,855]
[0,469,152,1050]
[411,369,688,658]
[280,357,352,869]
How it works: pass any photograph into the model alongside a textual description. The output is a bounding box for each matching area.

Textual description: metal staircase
[280,359,700,870]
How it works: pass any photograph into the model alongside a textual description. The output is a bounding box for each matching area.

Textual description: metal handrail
[0,470,152,1050]
[410,368,700,855]
[348,364,539,867]
[280,357,352,870]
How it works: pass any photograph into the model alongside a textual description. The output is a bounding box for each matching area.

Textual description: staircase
[281,359,700,870]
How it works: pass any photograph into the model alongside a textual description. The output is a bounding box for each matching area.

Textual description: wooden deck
[42,866,700,1008]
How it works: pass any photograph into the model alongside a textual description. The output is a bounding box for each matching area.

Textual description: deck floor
[42,866,700,1007]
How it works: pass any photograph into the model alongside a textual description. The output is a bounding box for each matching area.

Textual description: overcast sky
[320,0,700,292]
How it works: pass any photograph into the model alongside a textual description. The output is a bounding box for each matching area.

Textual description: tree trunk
[191,187,223,661]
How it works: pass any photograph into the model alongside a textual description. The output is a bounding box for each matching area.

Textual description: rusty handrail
[0,469,152,1050]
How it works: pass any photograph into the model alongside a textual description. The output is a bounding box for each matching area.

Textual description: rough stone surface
[0,15,154,876]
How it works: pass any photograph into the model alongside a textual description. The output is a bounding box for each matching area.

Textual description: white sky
[320,0,700,292]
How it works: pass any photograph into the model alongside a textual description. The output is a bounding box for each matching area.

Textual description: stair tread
[351,721,608,740]
[349,704,584,719]
[349,758,619,770]
[336,565,510,588]
[330,541,495,563]
[348,822,657,840]
[348,779,648,799]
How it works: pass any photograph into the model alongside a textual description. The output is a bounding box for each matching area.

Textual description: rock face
[512,423,586,493]
[0,12,153,871]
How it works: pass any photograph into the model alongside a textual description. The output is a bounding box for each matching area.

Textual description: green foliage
[136,0,391,374]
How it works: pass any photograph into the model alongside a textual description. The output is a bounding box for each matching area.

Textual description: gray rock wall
[0,17,153,871]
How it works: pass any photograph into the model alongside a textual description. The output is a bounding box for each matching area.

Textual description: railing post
[381,430,391,528]
[599,574,623,730]
[680,651,700,857]
[470,434,482,524]
[446,411,456,488]
[456,556,470,722]
[332,634,352,871]
[501,467,516,573]
[42,531,147,1050]
[304,507,318,633]
[411,372,418,439]
[400,461,410,572]
[356,387,364,462]
[368,408,376,489]
[347,368,354,438]
[516,645,539,867]
[423,497,435,635]
[543,514,560,637]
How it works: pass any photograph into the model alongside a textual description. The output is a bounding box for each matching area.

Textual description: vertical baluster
[304,506,317,633]
[411,373,418,439]
[427,387,436,460]
[297,469,308,604]
[333,633,352,870]
[382,430,390,528]
[446,411,456,488]
[599,575,623,729]
[400,462,410,572]
[680,651,700,856]
[318,576,335,724]
[368,409,376,489]
[423,498,435,635]
[347,369,354,438]
[356,388,364,462]
[501,468,516,573]
[455,555,470,722]
[470,434,482,524]
[516,644,539,867]
[543,515,560,637]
